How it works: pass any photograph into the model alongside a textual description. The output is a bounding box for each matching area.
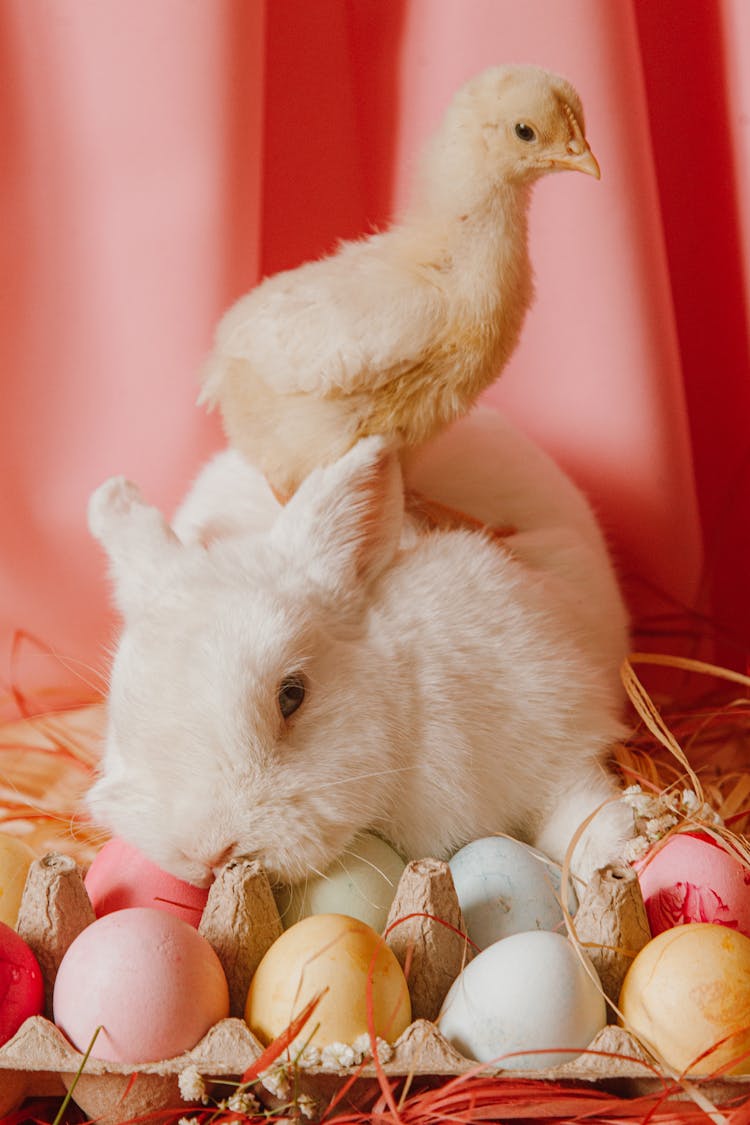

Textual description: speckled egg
[0,920,44,1046]
[53,907,229,1063]
[449,837,577,949]
[245,913,411,1048]
[619,922,750,1074]
[0,834,36,928]
[637,831,750,938]
[274,833,406,932]
[84,836,209,927]
[438,930,605,1067]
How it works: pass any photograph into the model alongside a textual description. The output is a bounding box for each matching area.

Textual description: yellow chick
[200,64,600,500]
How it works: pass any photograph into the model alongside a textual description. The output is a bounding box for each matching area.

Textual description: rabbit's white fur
[87,408,633,889]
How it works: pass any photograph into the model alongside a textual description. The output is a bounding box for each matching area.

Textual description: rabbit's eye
[278,673,306,720]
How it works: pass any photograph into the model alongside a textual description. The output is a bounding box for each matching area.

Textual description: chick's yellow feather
[201,64,599,497]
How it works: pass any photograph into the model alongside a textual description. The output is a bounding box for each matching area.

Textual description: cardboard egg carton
[1,854,748,1124]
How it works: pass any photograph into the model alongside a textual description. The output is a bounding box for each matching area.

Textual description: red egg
[85,837,209,927]
[53,907,229,1063]
[638,831,750,938]
[0,921,44,1046]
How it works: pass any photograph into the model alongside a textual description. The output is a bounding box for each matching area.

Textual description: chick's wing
[208,235,449,398]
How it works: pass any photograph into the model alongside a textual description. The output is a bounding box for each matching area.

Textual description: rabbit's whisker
[340,847,398,888]
[307,863,330,881]
[304,765,420,794]
[330,850,391,910]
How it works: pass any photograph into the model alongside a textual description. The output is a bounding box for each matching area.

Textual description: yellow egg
[0,834,36,928]
[245,913,411,1048]
[619,922,750,1075]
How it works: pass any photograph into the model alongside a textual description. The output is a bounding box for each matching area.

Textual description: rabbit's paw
[534,772,636,887]
[567,798,637,885]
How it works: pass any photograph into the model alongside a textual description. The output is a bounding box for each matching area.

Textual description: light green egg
[274,833,406,932]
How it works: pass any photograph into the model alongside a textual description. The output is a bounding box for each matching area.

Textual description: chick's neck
[400,181,533,312]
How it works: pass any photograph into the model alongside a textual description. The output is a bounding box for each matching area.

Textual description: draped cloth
[1,0,748,699]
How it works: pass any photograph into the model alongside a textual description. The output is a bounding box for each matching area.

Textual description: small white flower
[227,1089,262,1113]
[623,835,650,863]
[297,1093,317,1119]
[261,1063,292,1100]
[645,813,678,841]
[680,788,700,813]
[178,1065,209,1104]
[622,785,664,819]
[320,1041,358,1069]
[351,1032,371,1056]
[178,1118,199,1125]
[696,802,723,826]
[297,1044,321,1067]
[352,1032,394,1063]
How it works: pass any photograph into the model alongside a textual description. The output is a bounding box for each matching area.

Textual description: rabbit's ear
[276,437,404,599]
[88,476,182,617]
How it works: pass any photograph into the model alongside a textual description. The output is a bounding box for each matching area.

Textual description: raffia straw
[621,654,750,869]
[0,700,106,861]
[723,774,750,824]
[626,653,750,690]
[620,657,706,802]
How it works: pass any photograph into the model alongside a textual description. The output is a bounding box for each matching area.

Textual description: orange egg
[619,923,750,1075]
[245,913,411,1048]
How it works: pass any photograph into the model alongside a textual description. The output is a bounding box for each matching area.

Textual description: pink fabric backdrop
[1,0,748,701]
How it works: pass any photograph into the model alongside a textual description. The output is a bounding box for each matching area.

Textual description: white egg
[438,930,606,1068]
[449,836,577,949]
[274,833,406,932]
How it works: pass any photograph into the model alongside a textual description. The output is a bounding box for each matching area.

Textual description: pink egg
[85,837,209,927]
[638,831,750,938]
[53,907,229,1063]
[0,921,44,1046]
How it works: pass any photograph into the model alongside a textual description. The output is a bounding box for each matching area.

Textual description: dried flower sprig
[621,783,724,862]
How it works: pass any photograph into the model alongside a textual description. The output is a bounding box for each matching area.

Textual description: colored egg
[84,836,209,927]
[53,907,229,1063]
[245,913,411,1048]
[637,831,750,938]
[619,922,750,1075]
[449,837,577,950]
[274,833,406,932]
[438,930,606,1067]
[0,834,36,928]
[0,921,44,1046]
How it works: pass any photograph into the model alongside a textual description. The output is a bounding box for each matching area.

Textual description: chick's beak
[555,141,601,179]
[552,102,601,179]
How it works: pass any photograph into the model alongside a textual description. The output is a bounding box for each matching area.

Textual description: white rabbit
[87,408,633,890]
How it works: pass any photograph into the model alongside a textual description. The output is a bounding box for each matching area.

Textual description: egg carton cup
[1,854,748,1123]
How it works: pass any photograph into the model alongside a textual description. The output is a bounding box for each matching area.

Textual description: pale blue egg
[438,930,606,1067]
[449,836,577,950]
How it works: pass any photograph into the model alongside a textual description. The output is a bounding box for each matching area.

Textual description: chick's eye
[278,674,306,720]
[514,122,536,143]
